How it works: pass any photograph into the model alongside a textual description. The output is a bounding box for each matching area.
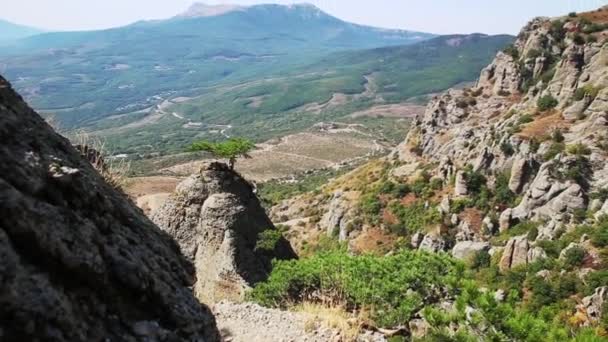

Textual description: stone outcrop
[451,241,490,260]
[577,287,608,326]
[0,75,220,340]
[152,162,297,303]
[499,236,546,271]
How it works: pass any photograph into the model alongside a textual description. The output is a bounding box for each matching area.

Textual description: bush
[543,142,565,161]
[495,172,517,206]
[517,114,534,125]
[249,250,465,328]
[255,229,284,252]
[573,85,601,101]
[591,220,608,248]
[537,95,558,111]
[389,201,442,235]
[568,12,577,18]
[566,143,592,156]
[501,141,515,157]
[563,246,586,268]
[503,44,520,59]
[572,34,586,45]
[552,129,565,143]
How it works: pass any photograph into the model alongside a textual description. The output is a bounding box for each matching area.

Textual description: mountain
[0,19,42,41]
[268,7,608,340]
[0,3,434,128]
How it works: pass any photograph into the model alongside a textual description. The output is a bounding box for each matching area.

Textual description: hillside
[264,7,608,340]
[0,19,42,41]
[87,33,511,156]
[0,3,433,129]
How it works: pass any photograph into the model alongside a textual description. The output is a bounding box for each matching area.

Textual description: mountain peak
[177,3,245,18]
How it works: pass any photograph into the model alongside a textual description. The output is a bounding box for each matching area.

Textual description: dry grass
[293,302,369,341]
[580,7,608,24]
[517,111,569,140]
[71,130,132,190]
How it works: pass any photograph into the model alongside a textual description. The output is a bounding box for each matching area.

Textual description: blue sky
[3,0,607,34]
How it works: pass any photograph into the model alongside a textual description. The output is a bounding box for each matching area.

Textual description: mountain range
[0,3,512,155]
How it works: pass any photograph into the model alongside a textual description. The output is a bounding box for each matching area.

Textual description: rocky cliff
[0,75,220,341]
[391,10,608,249]
[152,162,297,303]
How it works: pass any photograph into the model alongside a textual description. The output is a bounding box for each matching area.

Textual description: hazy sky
[3,0,608,34]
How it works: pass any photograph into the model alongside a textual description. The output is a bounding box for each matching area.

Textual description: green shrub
[573,85,601,101]
[543,142,565,161]
[495,172,517,206]
[550,20,566,41]
[562,246,586,268]
[572,33,586,45]
[503,44,520,59]
[568,12,577,18]
[249,250,466,328]
[361,193,382,219]
[591,219,608,248]
[518,114,534,125]
[529,138,541,153]
[566,143,592,156]
[537,95,558,111]
[389,201,442,235]
[552,129,565,143]
[255,229,284,252]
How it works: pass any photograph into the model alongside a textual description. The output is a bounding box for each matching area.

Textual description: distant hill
[94,33,513,154]
[0,19,42,41]
[0,3,433,128]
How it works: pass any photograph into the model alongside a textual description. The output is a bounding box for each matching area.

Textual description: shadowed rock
[0,75,220,341]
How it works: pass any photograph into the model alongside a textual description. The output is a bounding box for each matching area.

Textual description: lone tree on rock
[189,137,255,170]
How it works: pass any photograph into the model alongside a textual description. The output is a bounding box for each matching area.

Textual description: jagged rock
[0,75,220,341]
[477,52,521,95]
[438,196,451,215]
[319,191,354,241]
[482,216,496,234]
[509,155,535,194]
[152,163,297,303]
[409,318,430,339]
[418,234,446,253]
[499,236,545,271]
[452,241,490,260]
[537,219,564,240]
[454,170,468,196]
[494,289,506,302]
[499,208,513,232]
[511,157,587,222]
[575,287,608,326]
[411,232,424,249]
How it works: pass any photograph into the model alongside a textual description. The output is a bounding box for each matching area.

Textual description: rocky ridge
[0,75,220,340]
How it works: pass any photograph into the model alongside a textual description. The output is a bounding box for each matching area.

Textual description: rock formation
[0,75,219,341]
[152,162,297,303]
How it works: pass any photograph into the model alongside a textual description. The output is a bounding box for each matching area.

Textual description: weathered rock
[452,241,490,260]
[499,208,513,232]
[0,75,220,341]
[152,163,297,303]
[499,236,545,271]
[508,155,535,194]
[418,234,446,253]
[575,287,608,326]
[411,232,424,249]
[454,170,468,196]
[319,191,355,241]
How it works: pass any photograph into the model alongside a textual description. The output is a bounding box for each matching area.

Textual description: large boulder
[452,241,490,260]
[0,75,220,340]
[152,162,297,303]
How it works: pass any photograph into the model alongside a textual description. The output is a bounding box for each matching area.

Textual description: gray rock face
[577,287,608,326]
[499,236,545,271]
[319,191,356,241]
[418,234,446,253]
[152,163,297,303]
[451,241,490,260]
[508,155,535,194]
[0,75,220,341]
[454,170,468,196]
